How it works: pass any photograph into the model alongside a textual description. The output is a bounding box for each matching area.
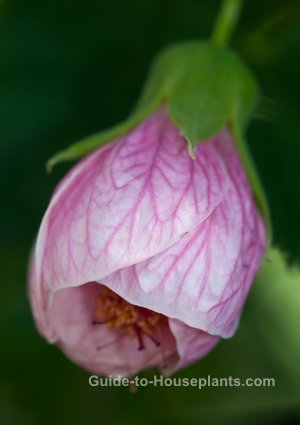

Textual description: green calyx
[46,41,271,246]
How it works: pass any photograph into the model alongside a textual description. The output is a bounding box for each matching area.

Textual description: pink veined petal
[37,279,220,376]
[35,108,229,299]
[165,319,220,375]
[101,129,266,338]
[28,245,50,339]
[45,282,179,377]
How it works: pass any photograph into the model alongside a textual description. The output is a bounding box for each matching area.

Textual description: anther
[143,331,161,347]
[92,317,116,326]
[92,286,167,352]
[134,325,145,351]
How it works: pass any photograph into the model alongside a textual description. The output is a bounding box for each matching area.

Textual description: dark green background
[1,0,300,424]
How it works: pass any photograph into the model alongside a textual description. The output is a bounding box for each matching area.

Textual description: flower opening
[93,286,167,351]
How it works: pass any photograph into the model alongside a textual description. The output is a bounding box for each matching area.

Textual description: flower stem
[211,0,244,46]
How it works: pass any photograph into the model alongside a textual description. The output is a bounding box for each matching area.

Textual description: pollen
[92,286,167,350]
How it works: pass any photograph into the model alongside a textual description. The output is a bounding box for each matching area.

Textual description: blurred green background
[1,0,300,424]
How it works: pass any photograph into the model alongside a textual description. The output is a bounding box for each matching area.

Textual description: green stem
[211,0,244,46]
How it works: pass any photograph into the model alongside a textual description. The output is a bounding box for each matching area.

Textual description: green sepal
[166,42,258,156]
[46,104,158,172]
[232,124,272,251]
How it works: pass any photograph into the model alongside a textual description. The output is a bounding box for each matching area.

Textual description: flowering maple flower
[29,107,266,377]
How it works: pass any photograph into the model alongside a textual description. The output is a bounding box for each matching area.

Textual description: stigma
[92,286,167,351]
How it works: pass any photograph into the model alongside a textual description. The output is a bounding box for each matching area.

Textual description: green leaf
[253,248,300,377]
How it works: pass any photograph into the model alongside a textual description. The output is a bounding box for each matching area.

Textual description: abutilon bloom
[29,106,266,377]
[29,42,269,377]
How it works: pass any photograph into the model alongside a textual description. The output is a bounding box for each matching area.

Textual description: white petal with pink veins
[166,319,220,374]
[35,108,229,296]
[101,131,266,338]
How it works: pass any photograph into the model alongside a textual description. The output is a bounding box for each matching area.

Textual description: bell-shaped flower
[29,106,266,377]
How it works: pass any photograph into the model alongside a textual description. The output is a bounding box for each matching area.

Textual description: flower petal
[35,108,229,296]
[46,282,178,377]
[101,129,266,337]
[38,280,218,376]
[165,319,220,375]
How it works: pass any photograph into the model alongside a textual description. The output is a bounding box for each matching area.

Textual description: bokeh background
[1,0,300,424]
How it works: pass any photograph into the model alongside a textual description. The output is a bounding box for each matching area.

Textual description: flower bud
[29,105,266,376]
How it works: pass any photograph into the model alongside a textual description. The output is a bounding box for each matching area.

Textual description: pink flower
[29,107,266,377]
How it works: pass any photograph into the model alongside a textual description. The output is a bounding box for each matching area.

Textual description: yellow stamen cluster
[95,286,166,339]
